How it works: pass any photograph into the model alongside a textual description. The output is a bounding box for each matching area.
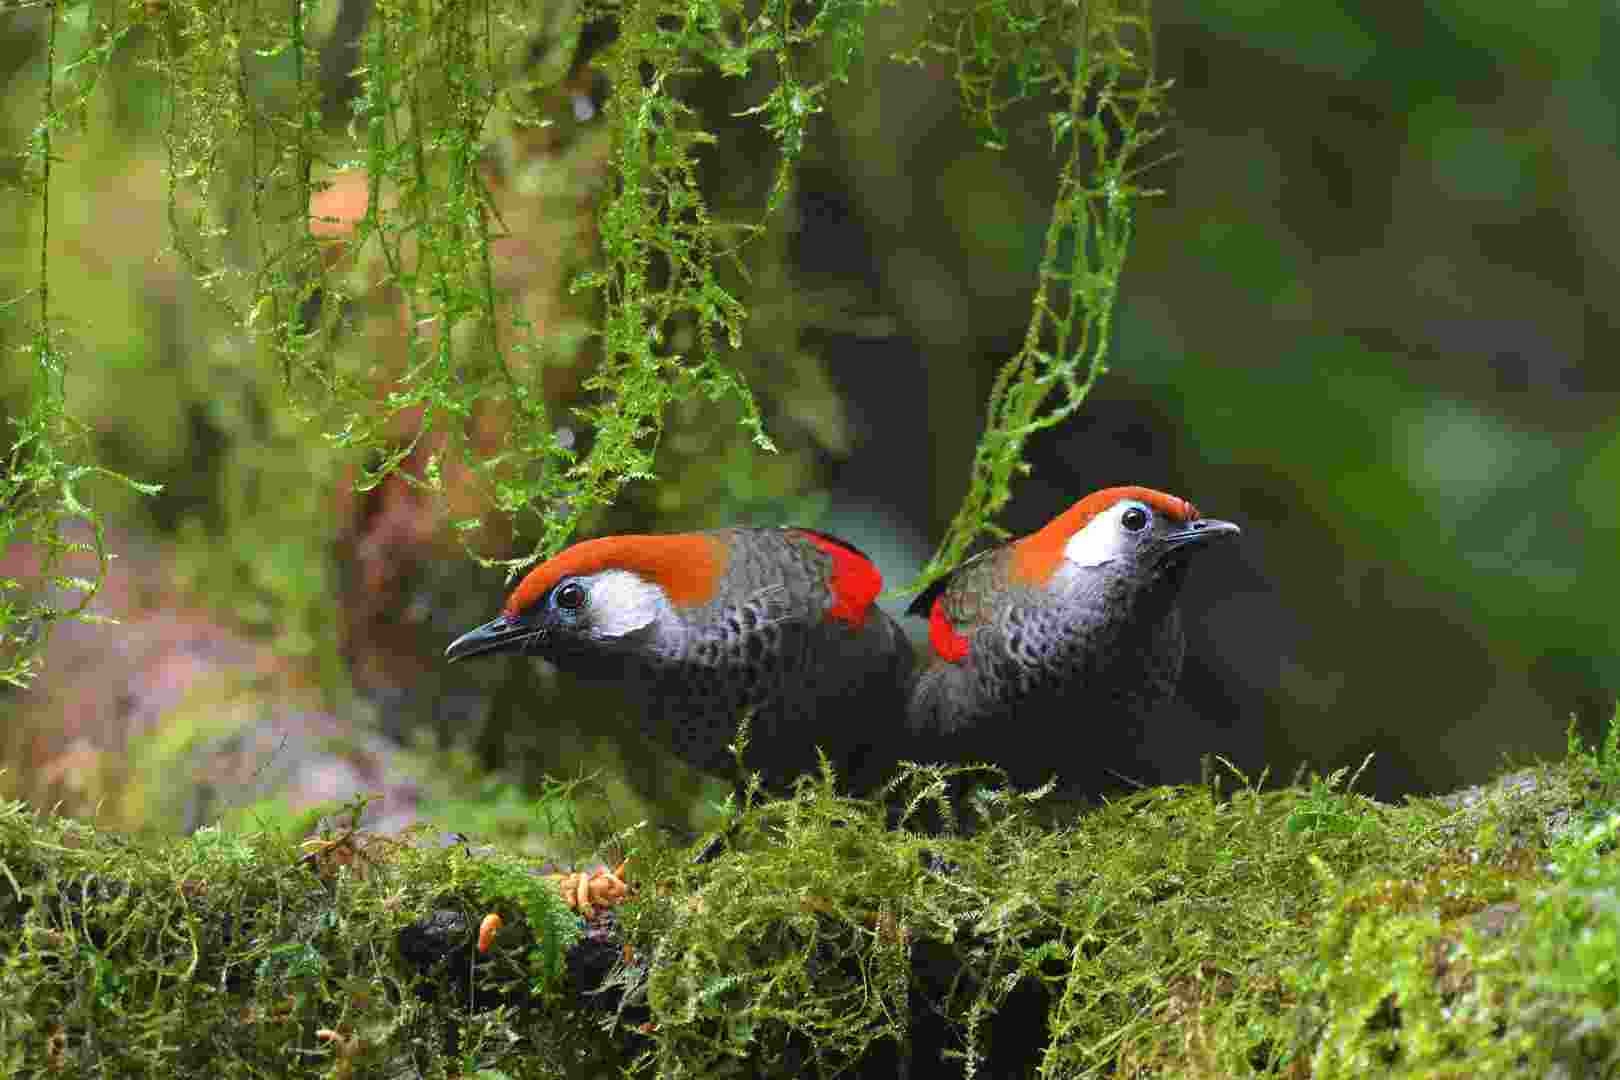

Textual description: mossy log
[4,757,1620,1077]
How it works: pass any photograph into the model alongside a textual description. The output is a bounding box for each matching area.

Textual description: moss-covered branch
[7,738,1620,1075]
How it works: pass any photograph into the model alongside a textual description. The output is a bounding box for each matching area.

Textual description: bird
[905,485,1239,796]
[446,526,915,801]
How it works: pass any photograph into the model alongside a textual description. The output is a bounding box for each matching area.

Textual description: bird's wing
[905,548,1001,623]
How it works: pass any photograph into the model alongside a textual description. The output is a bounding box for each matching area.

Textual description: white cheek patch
[586,570,670,638]
[1061,501,1137,568]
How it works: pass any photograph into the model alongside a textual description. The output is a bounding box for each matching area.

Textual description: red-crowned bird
[448,527,914,798]
[906,486,1239,793]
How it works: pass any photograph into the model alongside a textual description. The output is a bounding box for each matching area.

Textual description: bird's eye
[553,581,587,611]
[1120,505,1150,533]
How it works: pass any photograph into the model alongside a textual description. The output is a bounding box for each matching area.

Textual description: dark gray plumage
[448,527,913,794]
[907,487,1238,793]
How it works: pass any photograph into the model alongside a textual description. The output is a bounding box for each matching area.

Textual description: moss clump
[609,750,1620,1077]
[6,739,1620,1076]
[0,799,596,1076]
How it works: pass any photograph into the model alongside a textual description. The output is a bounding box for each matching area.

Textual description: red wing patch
[927,597,971,663]
[795,529,882,627]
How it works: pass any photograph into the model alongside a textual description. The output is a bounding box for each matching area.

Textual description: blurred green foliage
[153,0,1158,583]
[144,0,1159,586]
[0,4,157,690]
[2,0,1607,848]
[1,0,1164,761]
[1044,0,1620,789]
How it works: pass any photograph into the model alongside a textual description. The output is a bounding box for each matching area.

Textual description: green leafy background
[0,0,1614,838]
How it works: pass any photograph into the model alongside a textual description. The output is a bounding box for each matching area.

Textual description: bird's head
[906,486,1239,664]
[1011,485,1240,587]
[445,533,725,665]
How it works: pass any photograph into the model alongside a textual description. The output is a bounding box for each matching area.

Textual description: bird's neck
[1026,559,1187,671]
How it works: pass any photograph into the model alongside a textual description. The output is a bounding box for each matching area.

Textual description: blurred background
[1,0,1616,845]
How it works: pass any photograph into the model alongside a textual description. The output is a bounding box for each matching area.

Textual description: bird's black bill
[445,614,538,662]
[1160,517,1241,552]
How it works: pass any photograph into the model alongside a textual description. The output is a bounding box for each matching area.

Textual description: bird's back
[905,550,1190,794]
[641,527,914,792]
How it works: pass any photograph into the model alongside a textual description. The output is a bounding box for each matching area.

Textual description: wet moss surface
[5,740,1620,1078]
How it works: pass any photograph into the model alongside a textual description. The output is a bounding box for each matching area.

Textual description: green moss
[610,741,1620,1077]
[5,0,1170,696]
[898,0,1166,594]
[9,737,1620,1076]
[0,795,593,1076]
[0,4,157,690]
